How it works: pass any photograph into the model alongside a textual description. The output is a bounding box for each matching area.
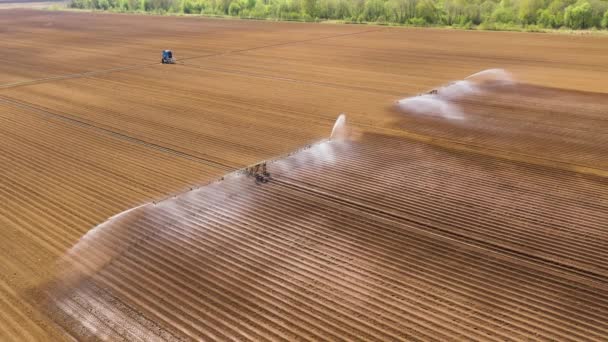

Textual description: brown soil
[1,9,607,341]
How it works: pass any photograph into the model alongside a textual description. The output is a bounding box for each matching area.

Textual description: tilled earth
[1,9,607,341]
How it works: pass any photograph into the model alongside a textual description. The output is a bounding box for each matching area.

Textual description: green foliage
[362,0,384,21]
[335,0,352,18]
[564,0,593,28]
[387,0,416,24]
[519,0,543,24]
[480,0,496,22]
[69,0,608,30]
[415,0,437,23]
[524,23,542,31]
[537,9,557,27]
[228,1,240,14]
[408,16,427,25]
[316,0,335,18]
[588,0,608,26]
[98,0,110,9]
[490,6,516,24]
[303,0,317,16]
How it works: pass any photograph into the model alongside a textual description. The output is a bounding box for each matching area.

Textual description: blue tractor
[161,50,175,64]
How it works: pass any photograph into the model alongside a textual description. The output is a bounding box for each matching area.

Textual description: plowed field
[46,134,608,340]
[1,9,608,341]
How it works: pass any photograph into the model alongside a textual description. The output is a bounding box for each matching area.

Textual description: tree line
[70,0,608,30]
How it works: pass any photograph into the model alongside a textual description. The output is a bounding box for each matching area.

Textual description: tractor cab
[161,50,175,64]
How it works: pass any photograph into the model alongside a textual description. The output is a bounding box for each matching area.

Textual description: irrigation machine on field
[246,162,272,185]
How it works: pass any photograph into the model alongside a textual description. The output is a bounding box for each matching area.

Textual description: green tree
[335,0,352,18]
[408,16,427,24]
[363,0,385,21]
[564,0,593,28]
[349,0,365,18]
[268,0,287,18]
[116,0,127,10]
[316,0,336,19]
[416,0,438,23]
[519,0,543,24]
[490,6,516,23]
[70,0,608,31]
[546,0,569,26]
[216,0,230,13]
[443,0,465,25]
[251,0,267,17]
[537,8,557,27]
[480,0,497,22]
[303,0,317,16]
[464,3,481,23]
[180,0,192,13]
[229,1,241,14]
[98,0,110,9]
[387,0,417,23]
[588,0,608,27]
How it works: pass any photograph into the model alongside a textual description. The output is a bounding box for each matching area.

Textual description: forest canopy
[69,0,608,30]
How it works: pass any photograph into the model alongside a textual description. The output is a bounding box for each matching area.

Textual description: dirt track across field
[1,9,608,341]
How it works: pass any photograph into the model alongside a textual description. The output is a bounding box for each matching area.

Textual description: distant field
[1,9,607,340]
